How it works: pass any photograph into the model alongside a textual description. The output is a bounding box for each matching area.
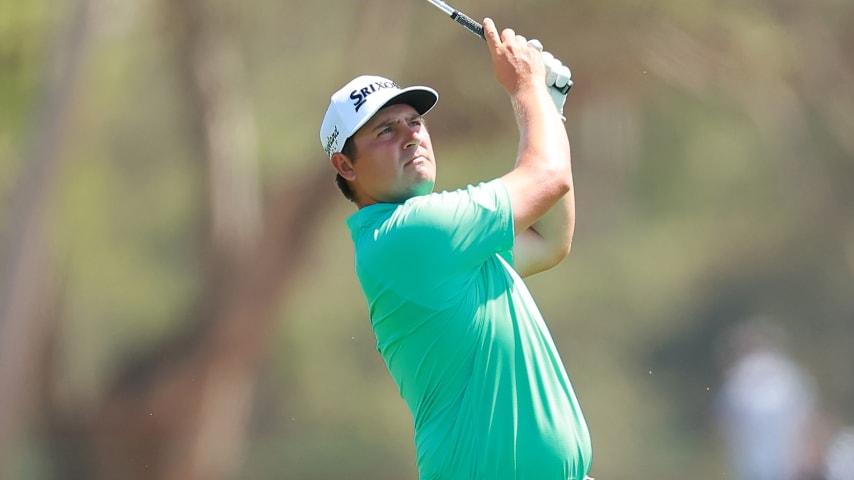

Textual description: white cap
[320,75,438,158]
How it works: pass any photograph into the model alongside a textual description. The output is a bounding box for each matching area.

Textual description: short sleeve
[385,179,515,274]
[348,179,516,309]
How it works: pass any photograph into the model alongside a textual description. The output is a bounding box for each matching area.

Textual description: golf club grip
[450,11,484,39]
[447,7,571,94]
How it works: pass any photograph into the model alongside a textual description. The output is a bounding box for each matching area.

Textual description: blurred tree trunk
[0,0,94,476]
[39,0,335,479]
[15,0,418,478]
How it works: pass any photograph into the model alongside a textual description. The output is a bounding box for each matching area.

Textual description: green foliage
[0,0,53,202]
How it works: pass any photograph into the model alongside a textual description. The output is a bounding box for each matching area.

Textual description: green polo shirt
[345,179,592,480]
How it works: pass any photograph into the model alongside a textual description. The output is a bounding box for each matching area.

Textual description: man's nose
[404,125,422,149]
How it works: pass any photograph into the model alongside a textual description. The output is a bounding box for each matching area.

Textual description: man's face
[346,103,436,205]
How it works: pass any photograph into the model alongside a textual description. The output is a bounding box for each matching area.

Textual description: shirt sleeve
[384,179,515,276]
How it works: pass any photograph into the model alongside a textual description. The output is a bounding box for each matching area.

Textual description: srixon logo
[350,80,400,112]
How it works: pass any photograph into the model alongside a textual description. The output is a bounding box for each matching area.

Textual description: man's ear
[331,152,356,181]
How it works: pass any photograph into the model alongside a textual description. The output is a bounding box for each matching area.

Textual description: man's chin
[386,180,435,203]
[411,179,435,197]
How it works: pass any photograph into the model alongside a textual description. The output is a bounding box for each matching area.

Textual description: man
[319,18,592,480]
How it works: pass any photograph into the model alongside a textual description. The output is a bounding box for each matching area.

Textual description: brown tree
[0,0,96,476]
[0,0,334,479]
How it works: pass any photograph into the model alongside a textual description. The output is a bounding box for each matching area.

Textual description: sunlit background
[1,0,852,479]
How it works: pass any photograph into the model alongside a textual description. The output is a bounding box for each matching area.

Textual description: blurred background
[1,0,852,479]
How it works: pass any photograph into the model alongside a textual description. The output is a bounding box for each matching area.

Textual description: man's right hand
[482,18,548,96]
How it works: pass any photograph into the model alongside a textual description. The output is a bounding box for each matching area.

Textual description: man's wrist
[510,76,548,96]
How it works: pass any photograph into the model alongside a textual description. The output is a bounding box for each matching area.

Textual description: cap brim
[381,87,438,116]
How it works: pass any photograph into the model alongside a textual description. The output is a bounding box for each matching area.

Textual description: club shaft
[424,0,570,93]
[425,0,454,15]
[425,0,484,39]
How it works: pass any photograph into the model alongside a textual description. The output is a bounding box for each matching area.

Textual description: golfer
[320,18,592,480]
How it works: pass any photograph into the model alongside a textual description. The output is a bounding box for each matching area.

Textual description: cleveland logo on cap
[324,125,340,158]
[350,80,401,112]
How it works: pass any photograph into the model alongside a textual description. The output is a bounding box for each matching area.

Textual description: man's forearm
[502,83,573,240]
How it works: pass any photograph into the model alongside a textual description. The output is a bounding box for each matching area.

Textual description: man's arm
[513,190,575,277]
[483,19,575,277]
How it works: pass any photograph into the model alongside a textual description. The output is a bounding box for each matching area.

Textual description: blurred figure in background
[824,425,854,480]
[714,317,824,480]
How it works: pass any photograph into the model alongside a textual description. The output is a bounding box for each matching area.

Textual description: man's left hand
[542,51,572,120]
[528,39,573,120]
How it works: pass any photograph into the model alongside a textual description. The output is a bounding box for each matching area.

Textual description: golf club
[423,0,485,39]
[422,0,571,93]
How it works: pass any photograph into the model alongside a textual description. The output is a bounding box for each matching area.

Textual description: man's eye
[378,127,392,136]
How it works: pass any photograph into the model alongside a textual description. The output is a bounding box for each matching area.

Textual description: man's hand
[482,18,548,96]
[528,39,572,120]
[543,51,572,120]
